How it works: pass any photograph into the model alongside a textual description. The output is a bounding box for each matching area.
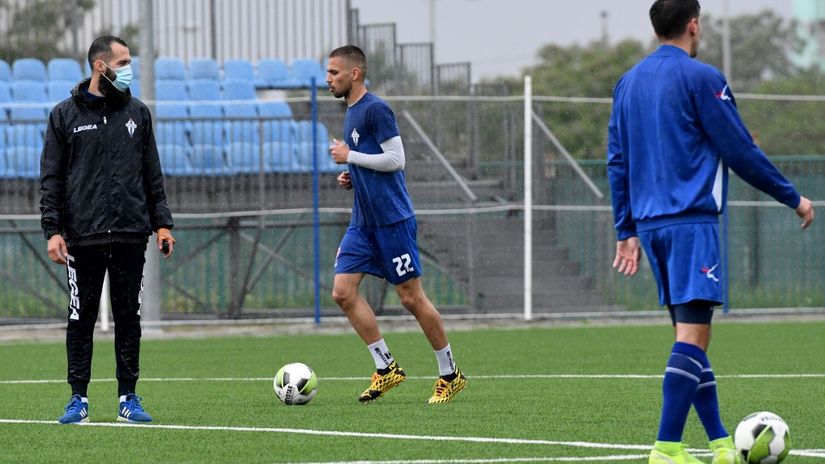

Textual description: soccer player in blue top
[326,45,466,404]
[607,1,814,463]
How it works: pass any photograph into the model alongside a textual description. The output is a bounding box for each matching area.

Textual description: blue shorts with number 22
[334,217,422,285]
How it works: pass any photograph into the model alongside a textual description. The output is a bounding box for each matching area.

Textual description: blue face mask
[102,62,133,92]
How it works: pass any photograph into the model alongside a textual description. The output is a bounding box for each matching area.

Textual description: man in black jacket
[40,35,175,424]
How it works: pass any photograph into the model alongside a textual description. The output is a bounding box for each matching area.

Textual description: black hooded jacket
[40,78,174,246]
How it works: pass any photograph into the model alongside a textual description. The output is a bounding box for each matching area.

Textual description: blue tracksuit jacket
[607,45,800,241]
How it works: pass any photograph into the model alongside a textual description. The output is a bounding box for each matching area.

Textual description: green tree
[740,70,825,156]
[478,11,813,161]
[698,10,801,92]
[494,39,650,160]
[0,0,95,62]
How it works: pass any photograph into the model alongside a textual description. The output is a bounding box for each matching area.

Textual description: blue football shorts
[334,217,422,285]
[638,221,723,308]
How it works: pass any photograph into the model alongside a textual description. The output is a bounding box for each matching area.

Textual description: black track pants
[64,242,146,397]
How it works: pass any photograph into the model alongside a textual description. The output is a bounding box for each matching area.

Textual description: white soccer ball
[734,411,791,464]
[273,362,318,405]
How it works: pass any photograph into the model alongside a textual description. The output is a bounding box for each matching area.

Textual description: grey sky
[350,0,792,82]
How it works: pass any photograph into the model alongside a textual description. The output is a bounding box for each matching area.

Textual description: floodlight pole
[311,77,321,324]
[722,0,732,84]
[523,76,533,321]
[140,0,161,325]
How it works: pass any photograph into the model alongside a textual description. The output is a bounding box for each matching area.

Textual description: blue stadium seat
[188,80,223,146]
[129,57,142,98]
[225,120,259,146]
[188,79,222,117]
[296,142,344,173]
[189,57,220,80]
[155,80,189,145]
[0,59,12,82]
[263,141,301,173]
[6,125,44,150]
[129,80,141,98]
[222,79,258,145]
[191,121,225,147]
[262,119,297,144]
[47,58,83,82]
[296,120,329,146]
[290,58,327,88]
[295,122,341,173]
[155,80,189,117]
[10,81,48,121]
[0,148,11,178]
[190,144,229,175]
[155,57,186,80]
[12,58,47,82]
[3,123,45,178]
[131,57,141,80]
[223,59,255,82]
[158,144,194,176]
[5,145,41,178]
[0,81,11,121]
[222,79,257,116]
[256,58,299,88]
[47,80,74,102]
[155,121,189,146]
[257,100,292,119]
[226,142,263,174]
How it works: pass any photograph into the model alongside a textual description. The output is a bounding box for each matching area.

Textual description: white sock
[367,338,394,370]
[119,395,128,403]
[434,344,456,376]
[81,397,88,404]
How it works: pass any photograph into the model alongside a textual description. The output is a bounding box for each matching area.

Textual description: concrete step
[477,291,597,306]
[417,213,613,312]
[428,245,571,264]
[476,292,608,311]
[474,275,593,293]
[471,262,582,277]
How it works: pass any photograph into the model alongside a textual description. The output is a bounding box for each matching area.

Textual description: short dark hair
[329,45,367,75]
[88,35,128,69]
[649,0,701,40]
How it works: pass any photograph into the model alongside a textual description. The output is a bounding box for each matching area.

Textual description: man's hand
[329,138,350,164]
[156,228,175,258]
[613,236,641,276]
[337,170,352,190]
[47,234,68,265]
[796,196,814,230]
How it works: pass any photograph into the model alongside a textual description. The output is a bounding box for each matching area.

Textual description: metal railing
[1,95,824,321]
[0,0,348,64]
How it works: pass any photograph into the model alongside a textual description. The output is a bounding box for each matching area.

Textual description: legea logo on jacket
[73,124,98,133]
[715,85,732,102]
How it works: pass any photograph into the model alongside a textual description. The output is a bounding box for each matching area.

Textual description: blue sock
[692,354,729,441]
[657,342,704,442]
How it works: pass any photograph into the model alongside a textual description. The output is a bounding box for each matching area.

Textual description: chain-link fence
[0,93,823,321]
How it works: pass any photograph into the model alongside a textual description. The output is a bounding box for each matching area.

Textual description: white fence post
[523,76,533,321]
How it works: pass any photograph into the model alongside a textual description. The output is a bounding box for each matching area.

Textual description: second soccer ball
[734,411,791,464]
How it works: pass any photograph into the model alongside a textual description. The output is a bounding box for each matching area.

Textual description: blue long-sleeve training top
[607,45,800,241]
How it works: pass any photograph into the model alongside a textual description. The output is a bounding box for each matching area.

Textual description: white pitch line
[0,419,820,459]
[793,450,825,458]
[289,455,652,463]
[3,373,825,385]
[0,419,649,451]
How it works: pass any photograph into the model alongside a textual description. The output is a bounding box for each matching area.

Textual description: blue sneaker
[117,394,153,423]
[58,394,89,424]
